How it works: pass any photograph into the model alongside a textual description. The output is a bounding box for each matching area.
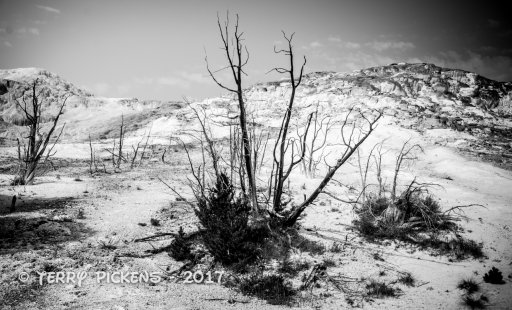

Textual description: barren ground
[1,125,512,309]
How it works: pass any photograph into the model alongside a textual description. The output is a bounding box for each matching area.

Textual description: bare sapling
[391,139,423,200]
[301,102,336,178]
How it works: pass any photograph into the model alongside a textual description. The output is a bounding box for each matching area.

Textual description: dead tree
[105,115,127,169]
[391,139,423,200]
[268,31,309,213]
[117,114,125,169]
[198,14,383,228]
[88,134,97,174]
[301,102,336,178]
[12,79,69,185]
[137,126,152,167]
[284,108,382,226]
[206,13,259,215]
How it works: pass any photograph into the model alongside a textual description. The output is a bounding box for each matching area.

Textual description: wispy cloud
[4,41,12,48]
[487,19,500,28]
[328,36,341,43]
[302,41,324,50]
[17,27,40,36]
[365,41,415,52]
[343,42,361,49]
[36,5,61,14]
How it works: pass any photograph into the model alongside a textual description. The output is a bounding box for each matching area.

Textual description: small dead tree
[206,13,259,216]
[301,102,336,178]
[268,31,309,213]
[106,115,127,170]
[88,134,97,174]
[117,114,125,169]
[137,126,152,167]
[11,79,70,185]
[391,139,423,200]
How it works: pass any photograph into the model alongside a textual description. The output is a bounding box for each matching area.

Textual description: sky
[1,0,511,101]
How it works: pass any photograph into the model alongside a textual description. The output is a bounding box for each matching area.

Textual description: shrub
[353,191,483,259]
[289,230,326,255]
[237,273,296,305]
[398,272,415,287]
[195,173,266,265]
[278,258,310,276]
[457,278,480,294]
[330,242,344,253]
[483,267,505,284]
[169,226,192,261]
[462,294,489,309]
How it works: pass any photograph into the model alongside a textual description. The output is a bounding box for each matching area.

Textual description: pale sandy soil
[1,122,511,309]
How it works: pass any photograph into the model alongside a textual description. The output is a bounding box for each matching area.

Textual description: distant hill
[1,63,511,167]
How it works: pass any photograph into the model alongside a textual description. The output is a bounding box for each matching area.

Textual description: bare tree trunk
[10,195,16,213]
[117,114,124,169]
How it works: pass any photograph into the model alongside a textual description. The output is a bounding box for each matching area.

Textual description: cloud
[310,41,323,48]
[365,41,415,52]
[17,27,40,35]
[343,42,361,49]
[0,28,6,34]
[328,36,341,43]
[425,50,512,81]
[4,41,12,47]
[36,5,61,14]
[488,19,500,28]
[328,36,362,49]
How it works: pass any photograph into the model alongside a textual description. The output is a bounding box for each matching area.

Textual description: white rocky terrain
[0,64,511,309]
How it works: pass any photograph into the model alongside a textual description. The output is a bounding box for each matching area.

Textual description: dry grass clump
[353,186,483,259]
[457,278,480,294]
[365,279,402,298]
